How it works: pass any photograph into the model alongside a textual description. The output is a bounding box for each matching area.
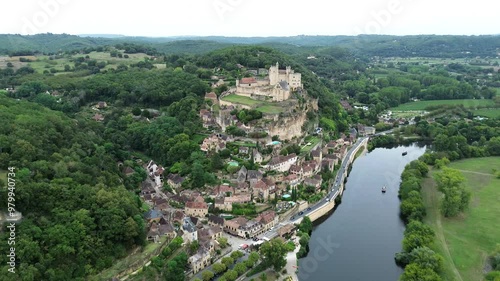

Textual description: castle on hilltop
[235,63,302,102]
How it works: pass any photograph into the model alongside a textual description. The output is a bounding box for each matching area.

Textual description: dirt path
[434,212,464,281]
[456,169,493,176]
[424,177,464,281]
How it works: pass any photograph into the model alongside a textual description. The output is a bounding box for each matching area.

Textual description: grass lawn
[300,136,321,155]
[231,141,257,147]
[193,133,208,144]
[221,94,262,106]
[495,88,500,96]
[391,99,495,111]
[422,157,500,281]
[256,105,284,114]
[472,109,500,119]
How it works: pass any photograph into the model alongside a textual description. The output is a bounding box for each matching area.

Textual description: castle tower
[269,62,279,85]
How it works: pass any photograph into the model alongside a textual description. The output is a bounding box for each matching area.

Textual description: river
[297,143,427,281]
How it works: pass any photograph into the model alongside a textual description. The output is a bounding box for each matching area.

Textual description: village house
[238,219,263,238]
[304,175,323,191]
[158,218,176,239]
[267,153,298,172]
[145,160,165,187]
[224,217,249,236]
[208,215,225,227]
[357,124,366,136]
[144,209,162,224]
[140,179,156,198]
[182,217,198,243]
[147,223,161,243]
[189,247,212,274]
[311,148,322,163]
[204,92,218,104]
[93,113,105,122]
[252,149,263,163]
[321,158,335,171]
[283,174,301,187]
[302,164,314,178]
[235,182,250,194]
[262,178,276,196]
[152,198,170,211]
[166,173,185,189]
[163,209,186,225]
[185,201,208,218]
[123,166,135,177]
[199,109,211,122]
[253,180,270,202]
[340,100,352,111]
[198,225,223,242]
[147,219,176,243]
[247,170,263,187]
[212,184,234,197]
[289,164,303,178]
[256,210,278,232]
[215,194,251,211]
[364,126,376,135]
[200,134,226,153]
[239,146,249,155]
[237,166,248,183]
[324,154,339,166]
[277,224,297,238]
[349,128,358,142]
[97,101,107,109]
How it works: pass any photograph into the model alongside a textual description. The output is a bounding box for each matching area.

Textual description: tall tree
[260,238,287,272]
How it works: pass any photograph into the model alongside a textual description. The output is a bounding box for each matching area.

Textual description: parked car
[299,211,304,215]
[307,207,311,211]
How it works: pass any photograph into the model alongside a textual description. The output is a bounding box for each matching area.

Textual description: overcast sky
[1,0,499,37]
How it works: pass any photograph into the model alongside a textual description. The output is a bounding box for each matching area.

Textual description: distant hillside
[1,33,499,58]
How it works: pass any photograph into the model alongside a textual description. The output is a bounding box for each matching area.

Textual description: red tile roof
[240,77,257,84]
[186,201,208,209]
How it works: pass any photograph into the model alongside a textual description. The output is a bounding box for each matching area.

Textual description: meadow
[472,108,500,119]
[391,99,495,111]
[422,157,500,281]
[0,51,153,74]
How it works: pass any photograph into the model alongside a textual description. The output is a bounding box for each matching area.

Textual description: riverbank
[422,157,500,281]
[298,144,427,280]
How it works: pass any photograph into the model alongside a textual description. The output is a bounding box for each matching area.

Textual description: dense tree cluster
[0,96,145,280]
[433,167,470,217]
[395,161,443,281]
[259,238,288,272]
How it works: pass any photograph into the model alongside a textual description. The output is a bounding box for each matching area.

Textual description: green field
[231,141,257,147]
[1,51,153,74]
[472,109,500,119]
[221,94,262,106]
[391,99,495,111]
[422,157,500,281]
[300,136,321,155]
[221,94,284,114]
[256,105,283,114]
